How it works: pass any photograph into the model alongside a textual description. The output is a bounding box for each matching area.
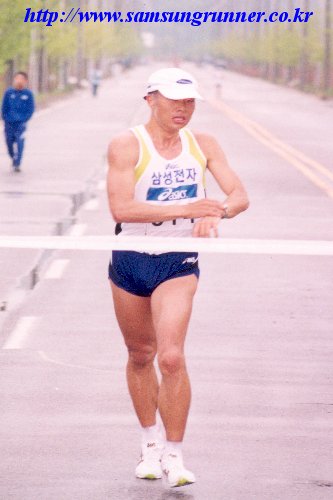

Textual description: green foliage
[306,21,324,63]
[111,26,143,58]
[0,0,144,90]
[0,0,328,91]
[0,0,32,72]
[44,24,77,60]
[211,21,327,69]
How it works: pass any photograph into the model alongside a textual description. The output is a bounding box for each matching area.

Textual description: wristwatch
[222,203,229,219]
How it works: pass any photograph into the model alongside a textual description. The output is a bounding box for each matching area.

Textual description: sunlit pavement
[0,63,332,499]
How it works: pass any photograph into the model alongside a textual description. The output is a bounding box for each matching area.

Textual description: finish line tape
[0,235,333,256]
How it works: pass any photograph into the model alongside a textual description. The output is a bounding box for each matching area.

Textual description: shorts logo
[147,184,198,202]
[182,257,198,265]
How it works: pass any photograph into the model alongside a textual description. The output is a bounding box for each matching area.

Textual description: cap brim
[159,86,203,100]
[154,85,204,100]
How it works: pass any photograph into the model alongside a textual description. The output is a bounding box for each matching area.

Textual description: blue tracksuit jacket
[1,87,35,123]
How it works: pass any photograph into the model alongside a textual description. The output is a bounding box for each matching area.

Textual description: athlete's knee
[158,348,185,376]
[127,344,156,368]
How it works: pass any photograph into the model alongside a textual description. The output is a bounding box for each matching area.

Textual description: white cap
[145,67,203,100]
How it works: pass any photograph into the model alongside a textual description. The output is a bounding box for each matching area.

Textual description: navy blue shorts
[108,251,200,297]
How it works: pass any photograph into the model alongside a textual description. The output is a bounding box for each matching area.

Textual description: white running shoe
[135,441,163,480]
[161,453,196,487]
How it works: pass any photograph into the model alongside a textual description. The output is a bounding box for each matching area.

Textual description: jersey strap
[182,128,207,187]
[130,125,151,183]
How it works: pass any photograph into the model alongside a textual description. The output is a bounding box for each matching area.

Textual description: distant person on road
[107,68,249,488]
[1,71,35,172]
[90,68,101,97]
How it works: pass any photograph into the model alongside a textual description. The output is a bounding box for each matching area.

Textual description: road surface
[0,63,332,500]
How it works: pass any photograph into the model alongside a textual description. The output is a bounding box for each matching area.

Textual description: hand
[192,216,221,238]
[183,199,225,219]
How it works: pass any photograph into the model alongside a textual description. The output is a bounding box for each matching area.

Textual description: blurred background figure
[90,68,102,97]
[1,71,35,172]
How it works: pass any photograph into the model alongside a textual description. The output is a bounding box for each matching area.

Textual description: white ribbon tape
[0,235,333,256]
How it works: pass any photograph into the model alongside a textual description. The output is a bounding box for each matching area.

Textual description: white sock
[141,424,160,445]
[165,440,183,460]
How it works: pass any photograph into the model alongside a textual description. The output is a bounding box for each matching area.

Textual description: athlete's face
[147,92,195,131]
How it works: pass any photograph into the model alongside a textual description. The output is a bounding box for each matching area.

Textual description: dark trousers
[4,122,26,167]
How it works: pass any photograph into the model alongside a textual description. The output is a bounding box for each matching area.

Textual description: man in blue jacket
[1,72,35,172]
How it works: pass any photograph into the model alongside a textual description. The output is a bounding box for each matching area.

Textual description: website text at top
[23,7,314,27]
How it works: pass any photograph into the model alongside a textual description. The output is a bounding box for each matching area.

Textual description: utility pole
[286,0,295,83]
[323,0,332,97]
[76,0,84,87]
[299,0,310,89]
[38,27,48,93]
[29,28,39,93]
[58,0,67,89]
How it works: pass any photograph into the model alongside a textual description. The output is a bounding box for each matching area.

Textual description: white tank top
[119,124,207,238]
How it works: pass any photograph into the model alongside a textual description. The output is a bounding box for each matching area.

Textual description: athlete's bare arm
[196,133,249,216]
[107,132,227,223]
[192,133,249,237]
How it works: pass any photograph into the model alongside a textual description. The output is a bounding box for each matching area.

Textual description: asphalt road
[0,63,332,500]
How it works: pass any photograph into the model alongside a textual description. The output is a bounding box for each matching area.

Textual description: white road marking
[3,316,39,349]
[83,198,99,210]
[0,235,333,256]
[68,224,86,237]
[97,180,106,191]
[44,259,69,279]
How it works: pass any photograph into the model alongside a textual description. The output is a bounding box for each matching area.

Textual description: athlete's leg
[151,274,198,442]
[110,282,158,427]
